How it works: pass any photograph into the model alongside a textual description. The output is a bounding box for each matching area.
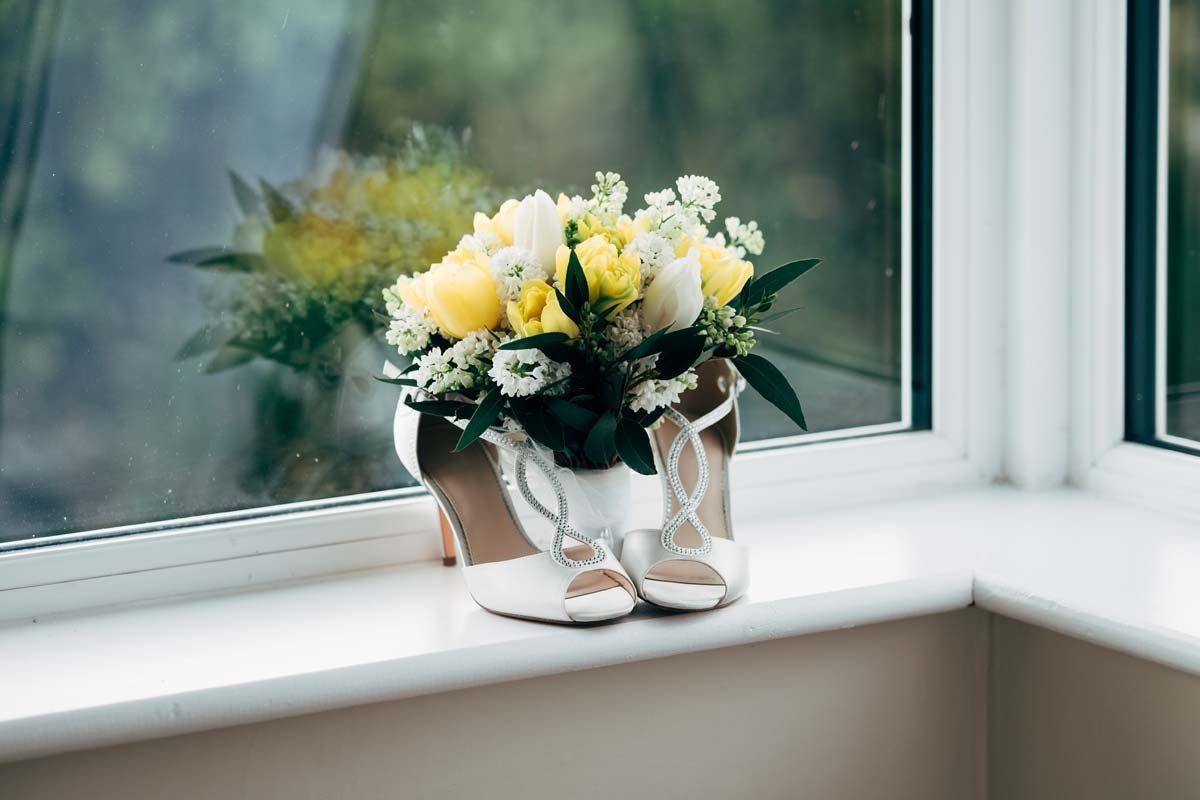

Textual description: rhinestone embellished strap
[659,376,744,556]
[406,390,604,569]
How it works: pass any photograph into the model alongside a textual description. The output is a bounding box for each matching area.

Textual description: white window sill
[2,485,1199,764]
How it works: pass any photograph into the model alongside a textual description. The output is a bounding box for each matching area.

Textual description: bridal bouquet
[382,172,818,474]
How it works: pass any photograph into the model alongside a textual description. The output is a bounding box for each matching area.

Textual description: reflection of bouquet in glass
[383,171,818,475]
[171,126,502,374]
[169,126,504,501]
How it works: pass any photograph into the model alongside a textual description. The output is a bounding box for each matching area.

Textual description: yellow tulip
[417,249,502,339]
[473,198,520,247]
[554,235,642,315]
[506,279,580,338]
[693,242,754,306]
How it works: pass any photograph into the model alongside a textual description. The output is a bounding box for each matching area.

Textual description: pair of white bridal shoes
[394,359,748,624]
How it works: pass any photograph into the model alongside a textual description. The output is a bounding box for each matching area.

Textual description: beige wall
[989,615,1200,800]
[0,611,987,800]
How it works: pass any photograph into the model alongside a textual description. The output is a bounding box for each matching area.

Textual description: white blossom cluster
[457,230,501,256]
[634,175,720,247]
[385,303,437,355]
[723,216,765,257]
[382,279,437,355]
[589,171,628,224]
[628,369,699,414]
[489,348,572,397]
[411,330,499,393]
[602,307,647,356]
[490,246,544,303]
[624,231,676,282]
[675,175,722,223]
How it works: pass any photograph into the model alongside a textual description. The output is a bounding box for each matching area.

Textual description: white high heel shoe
[620,359,749,611]
[394,398,637,624]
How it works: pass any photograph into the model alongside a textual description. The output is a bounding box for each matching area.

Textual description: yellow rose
[415,249,502,339]
[574,214,627,248]
[473,198,520,247]
[694,243,754,306]
[615,213,649,245]
[554,235,642,315]
[506,279,580,338]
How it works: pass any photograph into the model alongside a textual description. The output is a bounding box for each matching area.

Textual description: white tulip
[641,253,704,332]
[514,189,565,277]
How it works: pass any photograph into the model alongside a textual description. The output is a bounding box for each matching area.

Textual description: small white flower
[449,330,498,375]
[413,347,475,394]
[560,193,589,222]
[628,368,699,414]
[489,348,572,397]
[676,175,721,223]
[490,247,545,303]
[457,231,501,255]
[385,304,437,356]
[589,171,628,223]
[724,216,764,257]
[644,188,678,213]
[604,308,646,354]
[625,232,676,280]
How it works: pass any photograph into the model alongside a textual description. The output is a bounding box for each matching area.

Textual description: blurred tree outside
[1168,0,1200,440]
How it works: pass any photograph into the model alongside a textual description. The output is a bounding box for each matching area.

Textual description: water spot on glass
[885,268,895,278]
[866,199,877,211]
[850,140,860,151]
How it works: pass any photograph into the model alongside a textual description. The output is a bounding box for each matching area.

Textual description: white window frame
[1071,0,1200,519]
[0,0,1055,621]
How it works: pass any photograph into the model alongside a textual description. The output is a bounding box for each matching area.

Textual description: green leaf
[652,329,707,380]
[565,248,590,311]
[546,398,599,432]
[619,326,671,362]
[168,247,263,272]
[754,306,805,326]
[512,399,566,451]
[733,353,807,430]
[259,179,295,223]
[167,247,235,265]
[745,259,821,306]
[203,347,255,373]
[175,325,230,360]
[406,398,474,417]
[374,375,417,387]
[229,171,261,216]
[553,287,583,326]
[615,418,657,475]
[583,412,618,465]
[499,332,570,351]
[623,405,667,429]
[456,391,505,451]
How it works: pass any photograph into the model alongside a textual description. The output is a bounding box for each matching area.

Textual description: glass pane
[1167,0,1200,443]
[0,0,906,545]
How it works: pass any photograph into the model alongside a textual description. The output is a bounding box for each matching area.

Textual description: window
[1128,0,1200,454]
[0,0,929,547]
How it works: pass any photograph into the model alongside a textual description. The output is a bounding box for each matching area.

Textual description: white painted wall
[989,615,1200,799]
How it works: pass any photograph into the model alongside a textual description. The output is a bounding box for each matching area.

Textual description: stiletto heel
[620,359,749,611]
[395,396,636,624]
[438,508,457,566]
